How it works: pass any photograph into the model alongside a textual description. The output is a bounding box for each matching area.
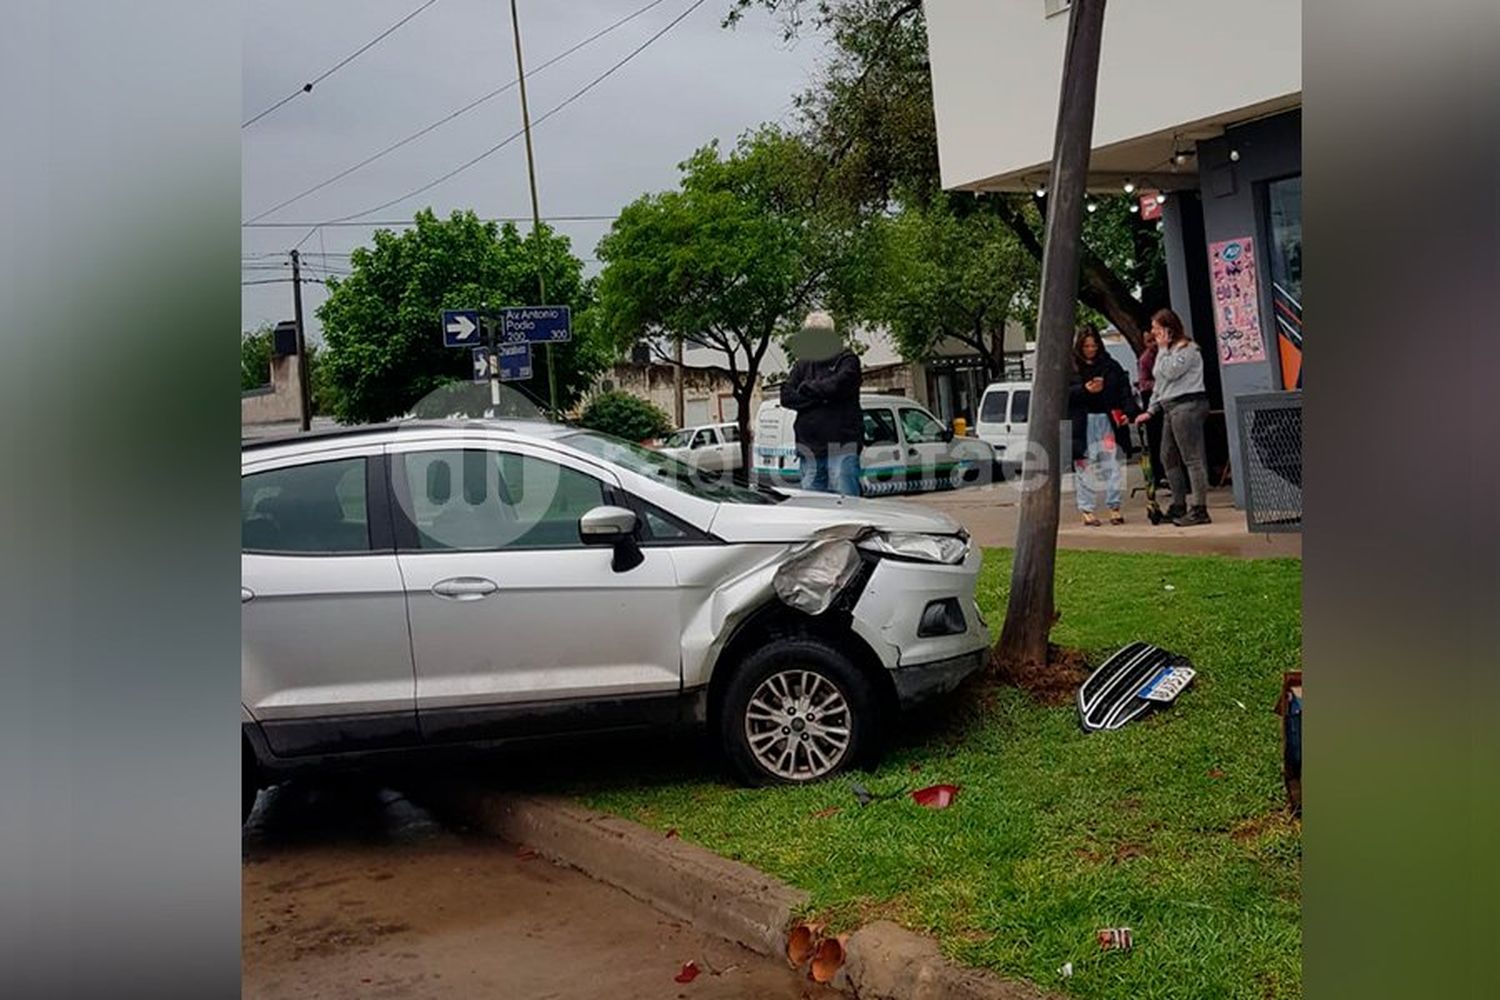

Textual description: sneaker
[1081,512,1101,527]
[1173,506,1212,527]
[1109,508,1125,525]
[1159,505,1186,524]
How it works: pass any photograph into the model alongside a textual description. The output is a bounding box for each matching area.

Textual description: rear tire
[718,635,882,786]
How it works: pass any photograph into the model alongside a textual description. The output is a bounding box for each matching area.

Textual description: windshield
[560,430,780,505]
[660,429,693,448]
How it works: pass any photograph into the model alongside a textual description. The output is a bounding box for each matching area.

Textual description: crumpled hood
[708,492,963,542]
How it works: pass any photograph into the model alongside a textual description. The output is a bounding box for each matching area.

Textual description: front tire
[242,742,259,825]
[718,635,881,786]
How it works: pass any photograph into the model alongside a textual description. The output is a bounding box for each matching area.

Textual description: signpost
[444,306,567,403]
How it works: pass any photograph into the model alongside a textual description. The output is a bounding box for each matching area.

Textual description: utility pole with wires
[290,249,313,432]
[508,0,558,419]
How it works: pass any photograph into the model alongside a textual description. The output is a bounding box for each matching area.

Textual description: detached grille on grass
[1236,390,1302,533]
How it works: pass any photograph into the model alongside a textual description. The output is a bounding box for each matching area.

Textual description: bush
[579,390,674,442]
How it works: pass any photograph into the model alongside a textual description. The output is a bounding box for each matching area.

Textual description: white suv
[241,420,989,818]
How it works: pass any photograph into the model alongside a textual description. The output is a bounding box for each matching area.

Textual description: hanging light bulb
[1173,151,1189,165]
[1229,149,1241,162]
[1129,202,1139,214]
[1155,192,1168,206]
[1086,201,1098,213]
[1123,179,1136,194]
[1034,183,1047,198]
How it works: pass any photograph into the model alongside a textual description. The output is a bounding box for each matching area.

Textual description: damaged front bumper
[890,648,988,706]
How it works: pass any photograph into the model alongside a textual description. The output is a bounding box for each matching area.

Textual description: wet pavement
[243,776,832,1000]
[897,472,1301,559]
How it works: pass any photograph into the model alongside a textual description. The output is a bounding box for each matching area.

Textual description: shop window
[1266,175,1303,388]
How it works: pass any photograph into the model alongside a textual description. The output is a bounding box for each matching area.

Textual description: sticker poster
[1208,237,1268,365]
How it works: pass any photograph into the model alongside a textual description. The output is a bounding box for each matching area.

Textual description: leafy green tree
[731,0,1166,352]
[579,390,674,443]
[595,128,837,468]
[315,209,609,423]
[840,196,1038,377]
[241,324,274,390]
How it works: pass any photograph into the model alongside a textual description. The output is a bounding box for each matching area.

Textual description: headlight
[856,531,969,565]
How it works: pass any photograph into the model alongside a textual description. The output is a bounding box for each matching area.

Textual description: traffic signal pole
[508,0,558,419]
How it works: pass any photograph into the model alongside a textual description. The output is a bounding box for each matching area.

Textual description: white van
[656,422,742,473]
[975,381,1032,478]
[754,393,996,496]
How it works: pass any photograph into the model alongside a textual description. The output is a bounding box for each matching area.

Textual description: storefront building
[925,0,1301,505]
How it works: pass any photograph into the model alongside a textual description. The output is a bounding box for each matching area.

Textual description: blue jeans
[1075,413,1123,513]
[801,450,861,496]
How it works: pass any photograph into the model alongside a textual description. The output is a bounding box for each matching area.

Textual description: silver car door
[387,441,683,742]
[240,447,417,755]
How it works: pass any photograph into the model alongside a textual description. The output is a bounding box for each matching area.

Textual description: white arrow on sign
[445,313,477,341]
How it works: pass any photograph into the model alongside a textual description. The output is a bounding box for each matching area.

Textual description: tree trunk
[735,382,755,476]
[995,196,1150,355]
[995,0,1107,672]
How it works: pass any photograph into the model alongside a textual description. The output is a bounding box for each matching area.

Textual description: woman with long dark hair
[1068,326,1138,526]
[1134,308,1211,526]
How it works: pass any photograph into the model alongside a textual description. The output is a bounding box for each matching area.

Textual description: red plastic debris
[1097,927,1133,951]
[674,961,701,983]
[910,784,960,809]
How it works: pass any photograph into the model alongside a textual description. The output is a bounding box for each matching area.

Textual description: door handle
[907,447,919,458]
[240,587,254,604]
[432,576,498,601]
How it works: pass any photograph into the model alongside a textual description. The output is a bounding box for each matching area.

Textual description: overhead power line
[242,212,619,230]
[243,0,441,129]
[243,0,668,224]
[324,0,709,225]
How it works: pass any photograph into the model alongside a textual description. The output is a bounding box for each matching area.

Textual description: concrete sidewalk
[897,468,1300,559]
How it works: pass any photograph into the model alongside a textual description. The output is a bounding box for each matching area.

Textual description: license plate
[1137,665,1195,703]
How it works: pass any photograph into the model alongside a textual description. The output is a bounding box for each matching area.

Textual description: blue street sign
[497,342,532,381]
[442,309,481,348]
[500,305,571,344]
[471,344,533,382]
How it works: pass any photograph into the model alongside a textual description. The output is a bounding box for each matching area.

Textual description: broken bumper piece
[890,649,987,707]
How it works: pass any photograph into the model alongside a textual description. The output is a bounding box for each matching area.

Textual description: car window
[899,407,947,444]
[694,428,718,447]
[862,408,898,446]
[720,425,739,443]
[560,431,779,504]
[242,457,369,553]
[401,449,605,550]
[979,390,1009,422]
[661,429,692,448]
[1010,390,1031,424]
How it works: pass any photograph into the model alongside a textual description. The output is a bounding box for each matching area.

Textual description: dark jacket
[1137,342,1159,397]
[780,351,862,454]
[1068,353,1140,462]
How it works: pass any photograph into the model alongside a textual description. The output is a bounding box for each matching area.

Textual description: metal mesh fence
[1235,390,1302,533]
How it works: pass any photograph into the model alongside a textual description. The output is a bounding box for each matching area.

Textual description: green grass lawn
[578,549,1303,1000]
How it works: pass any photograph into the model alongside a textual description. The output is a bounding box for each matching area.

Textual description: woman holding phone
[1134,309,1211,526]
[1069,326,1138,526]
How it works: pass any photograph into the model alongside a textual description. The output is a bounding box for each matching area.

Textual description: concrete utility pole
[290,248,312,432]
[995,0,1107,669]
[673,337,685,427]
[508,0,558,419]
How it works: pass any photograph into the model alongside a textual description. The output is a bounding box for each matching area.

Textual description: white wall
[925,0,1301,188]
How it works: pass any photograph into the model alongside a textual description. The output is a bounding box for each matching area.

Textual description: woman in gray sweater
[1134,309,1211,525]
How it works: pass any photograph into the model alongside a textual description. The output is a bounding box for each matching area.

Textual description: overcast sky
[241,0,827,343]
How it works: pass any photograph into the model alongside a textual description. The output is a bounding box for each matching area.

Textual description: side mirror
[578,505,643,572]
[939,427,955,443]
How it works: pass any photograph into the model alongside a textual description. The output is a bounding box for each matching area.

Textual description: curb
[431,788,806,957]
[425,787,1061,1000]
